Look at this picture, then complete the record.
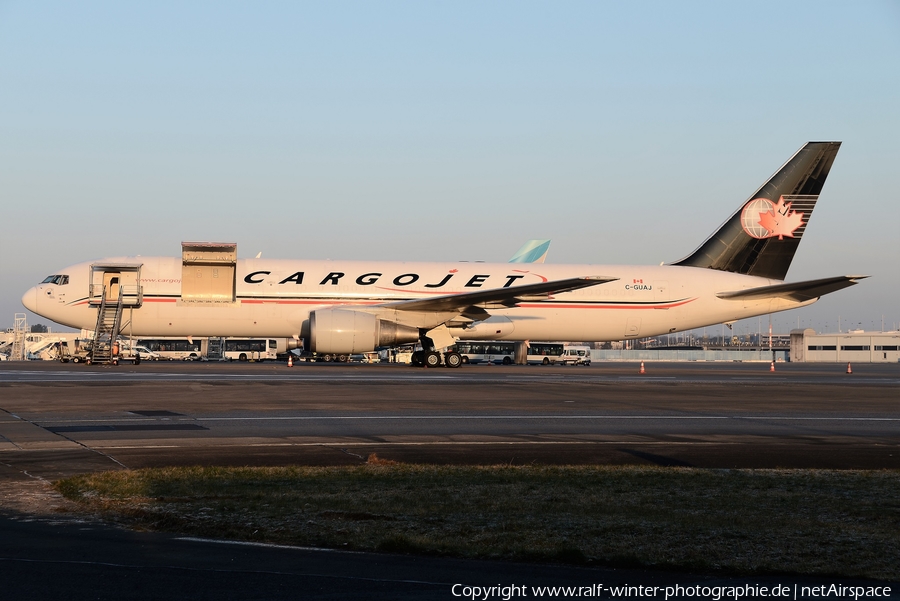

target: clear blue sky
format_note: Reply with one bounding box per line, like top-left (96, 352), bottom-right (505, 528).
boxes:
top-left (2, 1), bottom-right (898, 334)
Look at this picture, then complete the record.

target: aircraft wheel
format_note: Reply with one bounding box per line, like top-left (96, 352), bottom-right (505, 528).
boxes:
top-left (444, 351), bottom-right (462, 368)
top-left (424, 351), bottom-right (442, 368)
top-left (410, 351), bottom-right (424, 367)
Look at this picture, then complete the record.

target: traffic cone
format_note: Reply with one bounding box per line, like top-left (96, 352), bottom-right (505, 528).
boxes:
top-left (846, 362), bottom-right (852, 374)
top-left (288, 355), bottom-right (293, 367)
top-left (639, 361), bottom-right (645, 374)
top-left (770, 361), bottom-right (775, 372)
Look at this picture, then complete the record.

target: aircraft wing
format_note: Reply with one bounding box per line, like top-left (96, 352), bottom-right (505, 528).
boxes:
top-left (717, 275), bottom-right (868, 303)
top-left (383, 276), bottom-right (617, 313)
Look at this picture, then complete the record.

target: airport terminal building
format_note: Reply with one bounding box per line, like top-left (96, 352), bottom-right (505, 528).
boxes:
top-left (790, 329), bottom-right (900, 363)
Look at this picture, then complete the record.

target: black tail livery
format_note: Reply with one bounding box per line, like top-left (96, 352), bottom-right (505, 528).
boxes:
top-left (674, 141), bottom-right (841, 281)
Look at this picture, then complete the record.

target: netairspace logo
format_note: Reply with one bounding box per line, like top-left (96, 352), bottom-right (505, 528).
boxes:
top-left (450, 583), bottom-right (893, 600)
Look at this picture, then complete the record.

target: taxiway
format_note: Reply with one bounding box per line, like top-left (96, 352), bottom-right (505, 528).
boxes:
top-left (1, 361), bottom-right (898, 479)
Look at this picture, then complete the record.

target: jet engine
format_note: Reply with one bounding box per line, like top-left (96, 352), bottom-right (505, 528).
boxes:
top-left (309, 309), bottom-right (419, 354)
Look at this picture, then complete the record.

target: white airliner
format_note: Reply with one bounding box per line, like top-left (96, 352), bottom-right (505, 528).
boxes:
top-left (22, 142), bottom-right (865, 367)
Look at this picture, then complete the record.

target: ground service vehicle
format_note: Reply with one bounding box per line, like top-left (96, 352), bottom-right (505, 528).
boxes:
top-left (560, 346), bottom-right (592, 365)
top-left (136, 338), bottom-right (203, 361)
top-left (454, 341), bottom-right (515, 364)
top-left (223, 338), bottom-right (278, 361)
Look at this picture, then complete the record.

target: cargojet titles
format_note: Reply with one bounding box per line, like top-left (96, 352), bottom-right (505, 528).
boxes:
top-left (243, 269), bottom-right (533, 289)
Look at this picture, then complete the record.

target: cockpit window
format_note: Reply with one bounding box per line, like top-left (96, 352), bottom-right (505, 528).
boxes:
top-left (41, 275), bottom-right (69, 285)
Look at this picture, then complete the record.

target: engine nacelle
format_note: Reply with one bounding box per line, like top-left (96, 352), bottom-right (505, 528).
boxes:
top-left (309, 309), bottom-right (419, 354)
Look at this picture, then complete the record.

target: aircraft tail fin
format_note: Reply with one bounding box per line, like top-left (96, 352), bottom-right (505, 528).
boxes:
top-left (509, 239), bottom-right (551, 264)
top-left (672, 142), bottom-right (841, 280)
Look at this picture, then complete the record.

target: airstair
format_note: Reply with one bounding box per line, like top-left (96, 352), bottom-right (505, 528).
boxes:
top-left (10, 314), bottom-right (27, 361)
top-left (89, 287), bottom-right (124, 364)
top-left (85, 263), bottom-right (144, 364)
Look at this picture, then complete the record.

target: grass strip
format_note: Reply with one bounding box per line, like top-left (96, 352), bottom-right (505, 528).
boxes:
top-left (55, 463), bottom-right (900, 579)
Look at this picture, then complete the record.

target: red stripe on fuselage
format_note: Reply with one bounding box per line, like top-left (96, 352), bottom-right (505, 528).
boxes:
top-left (241, 299), bottom-right (384, 305)
top-left (517, 298), bottom-right (697, 310)
top-left (70, 296), bottom-right (697, 309)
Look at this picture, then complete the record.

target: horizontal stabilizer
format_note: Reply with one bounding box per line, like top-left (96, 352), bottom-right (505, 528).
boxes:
top-left (386, 276), bottom-right (617, 313)
top-left (717, 275), bottom-right (868, 303)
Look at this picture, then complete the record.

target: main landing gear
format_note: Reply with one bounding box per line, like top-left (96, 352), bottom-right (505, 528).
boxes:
top-left (410, 331), bottom-right (462, 368)
top-left (410, 349), bottom-right (462, 368)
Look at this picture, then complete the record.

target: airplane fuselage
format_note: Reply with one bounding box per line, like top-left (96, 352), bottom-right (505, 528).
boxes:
top-left (21, 142), bottom-right (861, 360)
top-left (23, 256), bottom-right (809, 342)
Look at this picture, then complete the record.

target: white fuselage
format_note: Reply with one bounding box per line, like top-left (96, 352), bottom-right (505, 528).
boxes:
top-left (22, 256), bottom-right (813, 342)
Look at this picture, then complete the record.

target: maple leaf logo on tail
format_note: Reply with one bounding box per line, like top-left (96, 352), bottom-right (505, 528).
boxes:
top-left (758, 196), bottom-right (804, 240)
top-left (740, 197), bottom-right (805, 240)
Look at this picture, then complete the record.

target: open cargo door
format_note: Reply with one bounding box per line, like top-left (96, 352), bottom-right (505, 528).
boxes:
top-left (181, 242), bottom-right (237, 303)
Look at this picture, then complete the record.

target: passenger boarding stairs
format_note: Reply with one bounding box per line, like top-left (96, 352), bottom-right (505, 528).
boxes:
top-left (90, 287), bottom-right (124, 364)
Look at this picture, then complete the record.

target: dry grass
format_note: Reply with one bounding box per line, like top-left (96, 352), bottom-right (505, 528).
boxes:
top-left (55, 465), bottom-right (900, 579)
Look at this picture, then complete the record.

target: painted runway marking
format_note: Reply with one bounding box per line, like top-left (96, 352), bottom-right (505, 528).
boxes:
top-left (32, 415), bottom-right (900, 426)
top-left (736, 416), bottom-right (900, 421)
top-left (97, 441), bottom-right (742, 450)
top-left (195, 415), bottom-right (731, 421)
top-left (5, 373), bottom-right (899, 387)
top-left (176, 537), bottom-right (340, 553)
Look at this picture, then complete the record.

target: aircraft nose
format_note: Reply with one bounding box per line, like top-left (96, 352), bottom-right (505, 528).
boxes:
top-left (22, 287), bottom-right (38, 313)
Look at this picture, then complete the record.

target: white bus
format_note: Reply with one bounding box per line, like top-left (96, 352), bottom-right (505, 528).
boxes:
top-left (453, 341), bottom-right (570, 365)
top-left (525, 342), bottom-right (565, 365)
top-left (454, 341), bottom-right (516, 365)
top-left (137, 338), bottom-right (203, 361)
top-left (224, 338), bottom-right (278, 361)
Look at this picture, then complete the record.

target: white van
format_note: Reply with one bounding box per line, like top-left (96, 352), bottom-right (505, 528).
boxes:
top-left (128, 345), bottom-right (161, 361)
top-left (560, 346), bottom-right (592, 366)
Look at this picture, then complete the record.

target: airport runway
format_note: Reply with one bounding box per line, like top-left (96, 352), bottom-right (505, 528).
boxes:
top-left (1, 361), bottom-right (898, 479)
top-left (2, 361), bottom-right (898, 599)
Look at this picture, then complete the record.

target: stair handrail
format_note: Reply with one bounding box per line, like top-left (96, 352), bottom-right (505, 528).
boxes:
top-left (90, 286), bottom-right (108, 361)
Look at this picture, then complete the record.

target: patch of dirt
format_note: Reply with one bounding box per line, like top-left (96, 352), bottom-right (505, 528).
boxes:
top-left (0, 476), bottom-right (84, 518)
